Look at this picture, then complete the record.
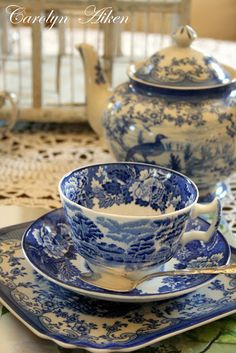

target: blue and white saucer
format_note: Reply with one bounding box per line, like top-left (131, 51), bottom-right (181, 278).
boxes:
top-left (1, 239), bottom-right (236, 352)
top-left (22, 208), bottom-right (230, 303)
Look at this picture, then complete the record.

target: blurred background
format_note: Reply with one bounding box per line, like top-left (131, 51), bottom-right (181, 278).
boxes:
top-left (0, 0), bottom-right (235, 122)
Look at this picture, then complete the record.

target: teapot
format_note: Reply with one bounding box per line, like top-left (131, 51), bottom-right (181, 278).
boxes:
top-left (78, 25), bottom-right (236, 200)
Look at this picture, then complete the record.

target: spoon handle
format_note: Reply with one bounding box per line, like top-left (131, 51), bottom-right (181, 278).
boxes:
top-left (140, 263), bottom-right (236, 284)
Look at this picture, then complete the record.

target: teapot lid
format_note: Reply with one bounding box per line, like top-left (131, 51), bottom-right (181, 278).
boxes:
top-left (129, 25), bottom-right (231, 89)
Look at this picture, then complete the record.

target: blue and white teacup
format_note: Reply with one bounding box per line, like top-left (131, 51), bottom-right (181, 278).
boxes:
top-left (59, 162), bottom-right (221, 279)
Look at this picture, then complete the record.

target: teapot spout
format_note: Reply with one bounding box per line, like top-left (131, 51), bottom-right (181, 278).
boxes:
top-left (77, 43), bottom-right (111, 138)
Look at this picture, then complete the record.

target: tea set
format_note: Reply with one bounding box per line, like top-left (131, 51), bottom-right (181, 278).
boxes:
top-left (1, 161), bottom-right (235, 351)
top-left (21, 159), bottom-right (228, 300)
top-left (1, 25), bottom-right (236, 351)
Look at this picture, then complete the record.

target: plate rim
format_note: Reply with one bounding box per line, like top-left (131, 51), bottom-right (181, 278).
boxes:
top-left (1, 280), bottom-right (236, 352)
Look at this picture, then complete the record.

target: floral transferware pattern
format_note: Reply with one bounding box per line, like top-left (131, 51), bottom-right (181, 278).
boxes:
top-left (60, 163), bottom-right (197, 212)
top-left (104, 83), bottom-right (236, 193)
top-left (1, 239), bottom-right (236, 352)
top-left (60, 163), bottom-right (200, 270)
top-left (132, 55), bottom-right (230, 88)
top-left (22, 208), bottom-right (230, 302)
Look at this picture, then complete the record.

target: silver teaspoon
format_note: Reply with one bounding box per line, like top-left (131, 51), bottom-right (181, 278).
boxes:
top-left (79, 264), bottom-right (236, 292)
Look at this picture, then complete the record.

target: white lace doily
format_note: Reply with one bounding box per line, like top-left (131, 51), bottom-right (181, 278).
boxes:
top-left (1, 121), bottom-right (236, 244)
top-left (0, 122), bottom-right (113, 208)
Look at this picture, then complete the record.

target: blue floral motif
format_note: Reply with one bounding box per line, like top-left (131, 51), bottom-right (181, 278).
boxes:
top-left (134, 54), bottom-right (230, 87)
top-left (63, 169), bottom-right (93, 209)
top-left (32, 221), bottom-right (72, 259)
top-left (23, 213), bottom-right (79, 283)
top-left (1, 241), bottom-right (236, 352)
top-left (60, 163), bottom-right (197, 213)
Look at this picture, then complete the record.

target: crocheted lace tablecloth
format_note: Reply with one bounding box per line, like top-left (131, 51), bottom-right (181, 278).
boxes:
top-left (0, 121), bottom-right (236, 243)
top-left (0, 122), bottom-right (113, 208)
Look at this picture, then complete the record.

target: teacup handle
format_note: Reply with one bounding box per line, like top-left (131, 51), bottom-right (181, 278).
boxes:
top-left (181, 198), bottom-right (221, 246)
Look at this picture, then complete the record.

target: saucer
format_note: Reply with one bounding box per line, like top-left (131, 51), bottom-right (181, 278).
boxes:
top-left (1, 239), bottom-right (236, 352)
top-left (22, 208), bottom-right (230, 302)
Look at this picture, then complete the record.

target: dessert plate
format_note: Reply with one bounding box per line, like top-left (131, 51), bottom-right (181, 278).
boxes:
top-left (22, 208), bottom-right (230, 302)
top-left (1, 239), bottom-right (236, 352)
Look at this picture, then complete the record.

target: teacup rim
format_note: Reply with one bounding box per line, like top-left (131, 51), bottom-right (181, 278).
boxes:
top-left (58, 162), bottom-right (199, 220)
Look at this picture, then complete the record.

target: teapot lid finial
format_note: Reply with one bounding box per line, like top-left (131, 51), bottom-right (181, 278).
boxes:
top-left (172, 25), bottom-right (197, 47)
